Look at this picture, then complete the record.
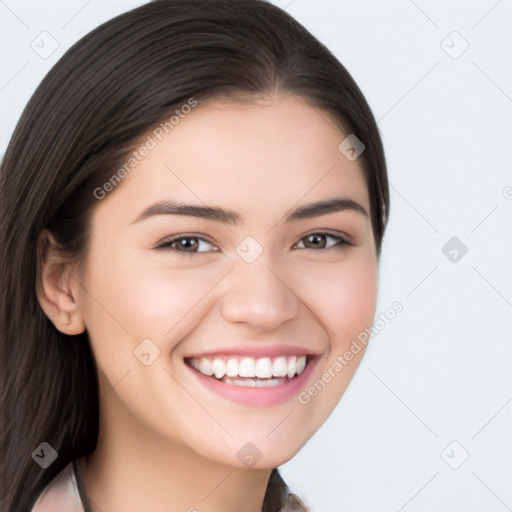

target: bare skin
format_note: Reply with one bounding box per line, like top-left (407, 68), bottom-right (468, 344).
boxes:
top-left (38, 94), bottom-right (378, 511)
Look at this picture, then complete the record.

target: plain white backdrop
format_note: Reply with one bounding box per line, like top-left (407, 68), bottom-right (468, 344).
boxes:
top-left (1, 1), bottom-right (511, 511)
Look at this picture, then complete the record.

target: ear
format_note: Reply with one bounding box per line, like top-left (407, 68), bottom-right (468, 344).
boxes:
top-left (36, 229), bottom-right (86, 335)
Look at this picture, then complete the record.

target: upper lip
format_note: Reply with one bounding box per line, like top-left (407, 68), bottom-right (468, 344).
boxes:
top-left (184, 344), bottom-right (320, 360)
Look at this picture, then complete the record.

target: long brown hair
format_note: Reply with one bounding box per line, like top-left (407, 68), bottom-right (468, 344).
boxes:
top-left (0, 0), bottom-right (389, 509)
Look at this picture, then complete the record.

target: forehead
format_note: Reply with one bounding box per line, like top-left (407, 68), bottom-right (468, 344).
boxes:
top-left (95, 95), bottom-right (370, 224)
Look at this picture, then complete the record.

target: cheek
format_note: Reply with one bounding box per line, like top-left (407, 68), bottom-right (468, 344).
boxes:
top-left (283, 254), bottom-right (378, 441)
top-left (88, 255), bottom-right (229, 343)
top-left (298, 252), bottom-right (378, 345)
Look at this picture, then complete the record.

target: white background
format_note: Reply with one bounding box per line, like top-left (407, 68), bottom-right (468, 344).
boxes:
top-left (1, 1), bottom-right (511, 511)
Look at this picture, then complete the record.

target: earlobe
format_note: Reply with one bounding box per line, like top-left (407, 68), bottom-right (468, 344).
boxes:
top-left (36, 230), bottom-right (86, 336)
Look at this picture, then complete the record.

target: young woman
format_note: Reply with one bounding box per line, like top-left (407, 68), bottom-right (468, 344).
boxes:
top-left (0, 0), bottom-right (389, 510)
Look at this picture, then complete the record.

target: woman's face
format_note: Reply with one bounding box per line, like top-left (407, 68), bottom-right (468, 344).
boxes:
top-left (75, 95), bottom-right (378, 469)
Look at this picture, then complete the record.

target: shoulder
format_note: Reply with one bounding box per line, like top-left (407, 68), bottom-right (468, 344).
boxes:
top-left (31, 460), bottom-right (85, 512)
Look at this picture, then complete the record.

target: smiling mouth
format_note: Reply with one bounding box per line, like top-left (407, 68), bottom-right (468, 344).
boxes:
top-left (184, 355), bottom-right (312, 387)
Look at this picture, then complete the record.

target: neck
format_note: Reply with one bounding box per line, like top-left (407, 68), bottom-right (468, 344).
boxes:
top-left (78, 396), bottom-right (273, 512)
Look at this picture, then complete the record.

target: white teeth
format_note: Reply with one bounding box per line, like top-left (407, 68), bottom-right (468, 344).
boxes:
top-left (287, 356), bottom-right (297, 379)
top-left (226, 377), bottom-right (281, 387)
top-left (189, 354), bottom-right (310, 380)
top-left (272, 357), bottom-right (287, 377)
top-left (255, 357), bottom-right (272, 378)
top-left (296, 355), bottom-right (307, 375)
top-left (198, 357), bottom-right (213, 376)
top-left (211, 358), bottom-right (226, 379)
top-left (239, 357), bottom-right (256, 377)
top-left (225, 358), bottom-right (239, 377)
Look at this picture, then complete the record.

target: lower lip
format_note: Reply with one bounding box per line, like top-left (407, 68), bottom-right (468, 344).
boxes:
top-left (186, 358), bottom-right (318, 406)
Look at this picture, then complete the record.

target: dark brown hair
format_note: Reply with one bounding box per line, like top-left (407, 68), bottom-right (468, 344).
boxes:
top-left (0, 0), bottom-right (389, 509)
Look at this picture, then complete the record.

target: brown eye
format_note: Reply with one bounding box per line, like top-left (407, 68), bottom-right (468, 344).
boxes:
top-left (173, 237), bottom-right (199, 252)
top-left (296, 233), bottom-right (353, 251)
top-left (156, 235), bottom-right (218, 255)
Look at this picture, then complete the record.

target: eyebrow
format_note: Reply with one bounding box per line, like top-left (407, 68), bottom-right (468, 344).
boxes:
top-left (131, 196), bottom-right (369, 226)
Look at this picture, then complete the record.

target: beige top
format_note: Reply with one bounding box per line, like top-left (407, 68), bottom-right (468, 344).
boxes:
top-left (30, 459), bottom-right (309, 512)
top-left (31, 462), bottom-right (84, 512)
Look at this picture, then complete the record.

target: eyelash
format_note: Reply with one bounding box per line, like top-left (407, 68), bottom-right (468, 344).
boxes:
top-left (155, 232), bottom-right (355, 257)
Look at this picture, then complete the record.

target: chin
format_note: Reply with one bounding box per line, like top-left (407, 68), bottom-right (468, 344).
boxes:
top-left (195, 430), bottom-right (312, 471)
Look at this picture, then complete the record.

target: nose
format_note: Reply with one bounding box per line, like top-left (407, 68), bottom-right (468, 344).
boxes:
top-left (219, 251), bottom-right (300, 332)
